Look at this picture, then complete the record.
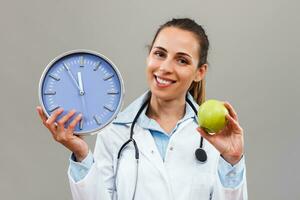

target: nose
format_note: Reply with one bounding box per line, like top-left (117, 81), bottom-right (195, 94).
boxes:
top-left (159, 58), bottom-right (173, 73)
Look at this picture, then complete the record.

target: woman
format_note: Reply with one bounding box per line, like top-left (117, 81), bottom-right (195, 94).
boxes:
top-left (37, 18), bottom-right (247, 200)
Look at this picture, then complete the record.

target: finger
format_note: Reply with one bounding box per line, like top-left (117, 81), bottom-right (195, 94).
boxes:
top-left (57, 109), bottom-right (77, 129)
top-left (36, 106), bottom-right (48, 123)
top-left (67, 113), bottom-right (82, 133)
top-left (46, 108), bottom-right (64, 130)
top-left (223, 101), bottom-right (238, 121)
top-left (225, 114), bottom-right (242, 133)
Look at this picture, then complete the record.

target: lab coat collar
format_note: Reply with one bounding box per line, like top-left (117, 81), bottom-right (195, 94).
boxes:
top-left (113, 90), bottom-right (151, 125)
top-left (112, 91), bottom-right (200, 197)
top-left (113, 90), bottom-right (199, 125)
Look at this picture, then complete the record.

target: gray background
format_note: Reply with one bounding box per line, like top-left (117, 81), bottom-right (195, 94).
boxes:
top-left (0, 0), bottom-right (299, 199)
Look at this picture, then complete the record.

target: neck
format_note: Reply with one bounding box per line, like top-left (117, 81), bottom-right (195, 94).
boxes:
top-left (146, 93), bottom-right (186, 121)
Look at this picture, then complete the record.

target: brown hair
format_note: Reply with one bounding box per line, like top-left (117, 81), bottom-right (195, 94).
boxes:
top-left (149, 18), bottom-right (209, 105)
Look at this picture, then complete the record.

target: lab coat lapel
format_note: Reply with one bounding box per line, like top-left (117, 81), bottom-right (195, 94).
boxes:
top-left (133, 125), bottom-right (174, 194)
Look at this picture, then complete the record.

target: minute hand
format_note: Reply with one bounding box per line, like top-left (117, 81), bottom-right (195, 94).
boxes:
top-left (63, 63), bottom-right (81, 93)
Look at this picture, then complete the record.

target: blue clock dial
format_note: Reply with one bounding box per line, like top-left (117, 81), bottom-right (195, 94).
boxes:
top-left (39, 50), bottom-right (124, 135)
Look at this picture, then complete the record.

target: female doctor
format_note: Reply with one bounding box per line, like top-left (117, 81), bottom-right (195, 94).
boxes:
top-left (37, 18), bottom-right (247, 200)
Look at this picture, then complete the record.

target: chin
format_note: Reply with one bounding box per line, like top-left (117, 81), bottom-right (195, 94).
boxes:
top-left (149, 87), bottom-right (180, 101)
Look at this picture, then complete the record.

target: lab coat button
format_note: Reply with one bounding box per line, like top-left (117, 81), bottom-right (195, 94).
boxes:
top-left (151, 150), bottom-right (154, 154)
top-left (169, 146), bottom-right (174, 151)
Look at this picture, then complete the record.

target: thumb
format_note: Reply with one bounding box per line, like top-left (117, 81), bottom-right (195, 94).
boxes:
top-left (196, 127), bottom-right (216, 144)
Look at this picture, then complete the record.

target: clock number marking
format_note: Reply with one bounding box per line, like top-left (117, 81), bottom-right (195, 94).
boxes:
top-left (80, 56), bottom-right (84, 67)
top-left (103, 74), bottom-right (114, 81)
top-left (104, 105), bottom-right (114, 112)
top-left (44, 91), bottom-right (56, 95)
top-left (49, 74), bottom-right (60, 81)
top-left (49, 106), bottom-right (59, 112)
top-left (93, 61), bottom-right (102, 71)
top-left (79, 119), bottom-right (84, 130)
top-left (93, 115), bottom-right (101, 125)
top-left (107, 91), bottom-right (119, 95)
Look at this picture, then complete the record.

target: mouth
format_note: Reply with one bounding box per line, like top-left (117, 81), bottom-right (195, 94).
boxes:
top-left (154, 75), bottom-right (176, 87)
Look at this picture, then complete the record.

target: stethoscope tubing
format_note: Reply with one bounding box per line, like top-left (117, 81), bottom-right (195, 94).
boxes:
top-left (113, 93), bottom-right (206, 200)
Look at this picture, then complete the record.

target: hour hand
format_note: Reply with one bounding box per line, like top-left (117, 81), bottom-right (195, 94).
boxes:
top-left (77, 72), bottom-right (85, 96)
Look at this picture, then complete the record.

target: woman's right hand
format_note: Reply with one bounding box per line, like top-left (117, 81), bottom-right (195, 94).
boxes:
top-left (36, 106), bottom-right (89, 162)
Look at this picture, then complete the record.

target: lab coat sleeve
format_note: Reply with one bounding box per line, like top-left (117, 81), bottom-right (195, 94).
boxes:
top-left (68, 128), bottom-right (116, 200)
top-left (211, 155), bottom-right (248, 200)
top-left (217, 155), bottom-right (245, 188)
top-left (69, 150), bottom-right (94, 182)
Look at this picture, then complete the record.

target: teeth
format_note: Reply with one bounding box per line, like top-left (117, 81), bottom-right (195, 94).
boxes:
top-left (156, 76), bottom-right (172, 85)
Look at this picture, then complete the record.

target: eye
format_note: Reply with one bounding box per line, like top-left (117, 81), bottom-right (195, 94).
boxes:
top-left (177, 58), bottom-right (189, 65)
top-left (153, 50), bottom-right (166, 58)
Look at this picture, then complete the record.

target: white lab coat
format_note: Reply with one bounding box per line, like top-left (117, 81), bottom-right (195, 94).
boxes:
top-left (68, 93), bottom-right (247, 200)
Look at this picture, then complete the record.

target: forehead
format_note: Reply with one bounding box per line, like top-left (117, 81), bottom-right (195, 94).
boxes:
top-left (153, 27), bottom-right (200, 58)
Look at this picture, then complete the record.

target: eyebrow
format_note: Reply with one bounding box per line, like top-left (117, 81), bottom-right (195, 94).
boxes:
top-left (154, 46), bottom-right (192, 58)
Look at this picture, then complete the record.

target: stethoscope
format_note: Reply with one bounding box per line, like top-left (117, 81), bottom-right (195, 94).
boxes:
top-left (113, 94), bottom-right (207, 199)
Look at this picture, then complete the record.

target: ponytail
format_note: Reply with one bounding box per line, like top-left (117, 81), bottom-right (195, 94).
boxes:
top-left (188, 78), bottom-right (206, 105)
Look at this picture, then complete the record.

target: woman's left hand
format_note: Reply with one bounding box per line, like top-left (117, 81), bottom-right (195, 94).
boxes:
top-left (196, 101), bottom-right (244, 165)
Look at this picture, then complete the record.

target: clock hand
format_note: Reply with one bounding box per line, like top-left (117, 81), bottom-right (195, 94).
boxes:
top-left (63, 62), bottom-right (81, 93)
top-left (77, 71), bottom-right (89, 123)
top-left (77, 72), bottom-right (85, 96)
top-left (80, 95), bottom-right (88, 118)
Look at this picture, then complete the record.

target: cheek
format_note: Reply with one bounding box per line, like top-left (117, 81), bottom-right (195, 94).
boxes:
top-left (146, 62), bottom-right (155, 81)
top-left (147, 58), bottom-right (160, 70)
top-left (146, 59), bottom-right (159, 79)
top-left (178, 70), bottom-right (196, 85)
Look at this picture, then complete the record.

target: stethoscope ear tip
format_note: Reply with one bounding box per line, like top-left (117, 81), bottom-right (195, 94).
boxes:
top-left (195, 148), bottom-right (207, 163)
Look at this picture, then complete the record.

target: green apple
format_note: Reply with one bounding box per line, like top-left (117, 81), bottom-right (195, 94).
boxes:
top-left (197, 99), bottom-right (229, 135)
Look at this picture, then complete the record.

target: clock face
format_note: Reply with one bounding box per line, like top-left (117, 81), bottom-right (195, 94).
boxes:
top-left (39, 50), bottom-right (124, 135)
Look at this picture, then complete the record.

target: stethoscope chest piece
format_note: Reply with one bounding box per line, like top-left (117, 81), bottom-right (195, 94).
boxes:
top-left (195, 148), bottom-right (207, 163)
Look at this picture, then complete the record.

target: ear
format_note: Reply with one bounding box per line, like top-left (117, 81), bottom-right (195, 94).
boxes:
top-left (194, 64), bottom-right (208, 82)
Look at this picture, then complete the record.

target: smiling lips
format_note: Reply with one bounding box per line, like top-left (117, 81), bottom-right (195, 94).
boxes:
top-left (154, 75), bottom-right (176, 88)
